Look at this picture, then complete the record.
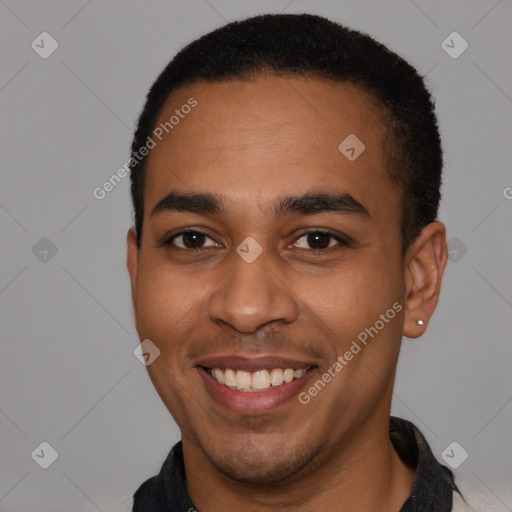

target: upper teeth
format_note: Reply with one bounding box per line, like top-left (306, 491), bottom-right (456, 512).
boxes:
top-left (209, 368), bottom-right (307, 391)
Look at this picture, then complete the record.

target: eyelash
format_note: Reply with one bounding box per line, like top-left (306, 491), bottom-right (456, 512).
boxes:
top-left (163, 229), bottom-right (350, 252)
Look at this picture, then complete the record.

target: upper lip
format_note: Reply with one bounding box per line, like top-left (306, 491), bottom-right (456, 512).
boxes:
top-left (195, 355), bottom-right (317, 372)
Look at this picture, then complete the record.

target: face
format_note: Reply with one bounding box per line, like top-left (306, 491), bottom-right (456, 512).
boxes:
top-left (128, 77), bottom-right (409, 485)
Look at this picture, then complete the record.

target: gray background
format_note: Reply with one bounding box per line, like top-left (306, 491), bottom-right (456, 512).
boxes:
top-left (1, 0), bottom-right (511, 510)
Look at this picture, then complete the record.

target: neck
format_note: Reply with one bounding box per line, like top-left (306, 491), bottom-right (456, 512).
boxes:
top-left (184, 406), bottom-right (415, 511)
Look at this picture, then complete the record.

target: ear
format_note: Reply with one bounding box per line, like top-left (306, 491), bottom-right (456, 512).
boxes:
top-left (127, 228), bottom-right (140, 332)
top-left (403, 221), bottom-right (448, 339)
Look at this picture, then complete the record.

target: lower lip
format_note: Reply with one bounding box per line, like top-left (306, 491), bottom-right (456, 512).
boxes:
top-left (198, 367), bottom-right (317, 415)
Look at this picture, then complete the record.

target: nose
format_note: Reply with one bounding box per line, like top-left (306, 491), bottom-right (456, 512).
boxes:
top-left (208, 250), bottom-right (299, 334)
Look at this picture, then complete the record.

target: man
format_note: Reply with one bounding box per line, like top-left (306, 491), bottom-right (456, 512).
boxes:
top-left (126, 13), bottom-right (469, 511)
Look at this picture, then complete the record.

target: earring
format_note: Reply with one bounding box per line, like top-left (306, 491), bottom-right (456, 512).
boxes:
top-left (416, 320), bottom-right (424, 326)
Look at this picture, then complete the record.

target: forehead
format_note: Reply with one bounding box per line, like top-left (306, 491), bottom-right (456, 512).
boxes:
top-left (144, 76), bottom-right (399, 222)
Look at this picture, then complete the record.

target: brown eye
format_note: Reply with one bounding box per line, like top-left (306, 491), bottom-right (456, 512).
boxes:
top-left (168, 231), bottom-right (217, 249)
top-left (306, 232), bottom-right (331, 249)
top-left (182, 232), bottom-right (206, 248)
top-left (294, 231), bottom-right (345, 250)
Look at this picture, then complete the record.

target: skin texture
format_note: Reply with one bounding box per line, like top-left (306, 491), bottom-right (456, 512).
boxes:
top-left (127, 76), bottom-right (448, 511)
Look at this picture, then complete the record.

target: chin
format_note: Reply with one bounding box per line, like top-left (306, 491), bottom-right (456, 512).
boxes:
top-left (201, 437), bottom-right (323, 487)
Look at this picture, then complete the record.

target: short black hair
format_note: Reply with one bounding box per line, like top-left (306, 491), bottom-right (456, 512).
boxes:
top-left (130, 13), bottom-right (442, 252)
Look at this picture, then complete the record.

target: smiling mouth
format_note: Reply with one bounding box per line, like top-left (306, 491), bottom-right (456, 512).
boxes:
top-left (202, 366), bottom-right (315, 392)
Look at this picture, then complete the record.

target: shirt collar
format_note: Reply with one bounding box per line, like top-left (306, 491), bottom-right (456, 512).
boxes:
top-left (390, 416), bottom-right (457, 511)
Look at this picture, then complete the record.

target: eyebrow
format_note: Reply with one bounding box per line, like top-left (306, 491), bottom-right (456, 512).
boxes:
top-left (150, 191), bottom-right (369, 219)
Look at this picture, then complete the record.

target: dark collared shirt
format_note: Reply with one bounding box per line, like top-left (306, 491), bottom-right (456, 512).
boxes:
top-left (133, 416), bottom-right (460, 511)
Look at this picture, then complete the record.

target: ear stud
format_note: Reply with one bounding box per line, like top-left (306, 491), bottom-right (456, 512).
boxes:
top-left (416, 320), bottom-right (424, 326)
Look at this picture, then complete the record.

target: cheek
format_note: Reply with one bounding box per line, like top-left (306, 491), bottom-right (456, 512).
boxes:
top-left (292, 257), bottom-right (405, 386)
top-left (134, 263), bottom-right (204, 423)
top-left (298, 256), bottom-right (401, 331)
top-left (134, 261), bottom-right (201, 341)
